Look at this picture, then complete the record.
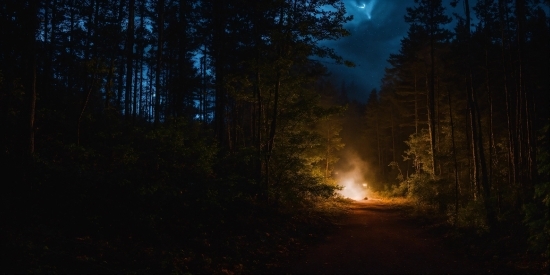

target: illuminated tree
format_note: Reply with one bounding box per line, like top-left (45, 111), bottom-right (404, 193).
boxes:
top-left (404, 0), bottom-right (452, 177)
top-left (196, 0), bottom-right (352, 202)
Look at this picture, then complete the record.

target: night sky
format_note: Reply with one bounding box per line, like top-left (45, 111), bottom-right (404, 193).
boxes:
top-left (324, 0), bottom-right (461, 102)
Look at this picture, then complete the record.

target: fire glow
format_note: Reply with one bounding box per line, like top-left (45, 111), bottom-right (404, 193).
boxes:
top-left (339, 179), bottom-right (368, 200)
top-left (335, 152), bottom-right (370, 200)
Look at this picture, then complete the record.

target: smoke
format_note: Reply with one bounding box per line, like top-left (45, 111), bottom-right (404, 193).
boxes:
top-left (335, 151), bottom-right (370, 200)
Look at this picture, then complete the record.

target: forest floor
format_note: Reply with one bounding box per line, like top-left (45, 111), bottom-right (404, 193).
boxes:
top-left (3, 195), bottom-right (546, 273)
top-left (272, 199), bottom-right (536, 274)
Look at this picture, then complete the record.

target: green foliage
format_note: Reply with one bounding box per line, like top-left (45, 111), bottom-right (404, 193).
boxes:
top-left (378, 181), bottom-right (409, 198)
top-left (524, 122), bottom-right (550, 258)
top-left (349, 0), bottom-right (550, 269)
top-left (406, 174), bottom-right (450, 209)
top-left (3, 89), bottom-right (349, 272)
top-left (0, 0), bottom-right (355, 273)
top-left (270, 107), bottom-right (343, 208)
top-left (404, 129), bottom-right (433, 175)
top-left (388, 161), bottom-right (405, 182)
top-left (456, 200), bottom-right (488, 232)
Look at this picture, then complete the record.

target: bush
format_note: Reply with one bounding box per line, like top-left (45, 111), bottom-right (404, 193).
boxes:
top-left (455, 200), bottom-right (489, 232)
top-left (524, 122), bottom-right (550, 259)
top-left (406, 174), bottom-right (453, 211)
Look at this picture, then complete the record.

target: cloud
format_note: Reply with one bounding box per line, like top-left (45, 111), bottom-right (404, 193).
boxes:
top-left (322, 0), bottom-right (466, 102)
top-left (346, 0), bottom-right (395, 23)
top-left (320, 0), bottom-right (410, 102)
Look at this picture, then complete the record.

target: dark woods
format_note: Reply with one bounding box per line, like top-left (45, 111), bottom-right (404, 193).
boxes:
top-left (1, 0), bottom-right (352, 272)
top-left (362, 0), bottom-right (550, 264)
top-left (1, 0), bottom-right (549, 273)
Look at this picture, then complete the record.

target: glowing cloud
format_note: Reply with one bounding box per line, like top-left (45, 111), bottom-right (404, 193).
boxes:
top-left (335, 152), bottom-right (370, 200)
top-left (339, 179), bottom-right (368, 200)
top-left (354, 0), bottom-right (377, 20)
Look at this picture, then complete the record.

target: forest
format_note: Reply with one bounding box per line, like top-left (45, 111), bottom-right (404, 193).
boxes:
top-left (0, 0), bottom-right (549, 273)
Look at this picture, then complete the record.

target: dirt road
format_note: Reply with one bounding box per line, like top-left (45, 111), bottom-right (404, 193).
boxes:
top-left (281, 199), bottom-right (499, 274)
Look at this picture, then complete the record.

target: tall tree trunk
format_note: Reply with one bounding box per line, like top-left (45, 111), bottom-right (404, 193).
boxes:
top-left (154, 0), bottom-right (164, 124)
top-left (125, 0), bottom-right (135, 118)
top-left (253, 20), bottom-right (264, 199)
top-left (201, 47), bottom-right (208, 123)
top-left (515, 0), bottom-right (534, 204)
top-left (465, 0), bottom-right (480, 202)
top-left (176, 0), bottom-right (189, 119)
top-left (84, 0), bottom-right (95, 61)
top-left (326, 123), bottom-right (330, 178)
top-left (138, 55), bottom-right (143, 117)
top-left (21, 0), bottom-right (40, 193)
top-left (467, 86), bottom-right (480, 200)
top-left (391, 106), bottom-right (396, 162)
top-left (26, 0), bottom-right (39, 157)
top-left (266, 73), bottom-right (281, 204)
top-left (465, 0), bottom-right (494, 227)
top-left (68, 0), bottom-right (75, 98)
top-left (255, 60), bottom-right (264, 200)
top-left (428, 6), bottom-right (437, 177)
top-left (414, 73), bottom-right (420, 173)
top-left (213, 0), bottom-right (227, 145)
top-left (29, 59), bottom-right (36, 156)
top-left (133, 50), bottom-right (138, 120)
top-left (414, 73), bottom-right (419, 135)
top-left (486, 48), bottom-right (501, 213)
top-left (78, 69), bottom-right (97, 146)
top-left (105, 58), bottom-right (115, 109)
top-left (148, 60), bottom-right (155, 121)
top-left (499, 0), bottom-right (518, 205)
top-left (376, 112), bottom-right (381, 180)
top-left (137, 0), bottom-right (144, 117)
top-left (464, 98), bottom-right (474, 199)
top-left (448, 83), bottom-right (460, 225)
top-left (44, 0), bottom-right (55, 99)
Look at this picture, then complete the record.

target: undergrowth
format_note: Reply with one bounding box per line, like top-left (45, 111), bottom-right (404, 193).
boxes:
top-left (371, 183), bottom-right (548, 273)
top-left (0, 118), bottom-right (352, 274)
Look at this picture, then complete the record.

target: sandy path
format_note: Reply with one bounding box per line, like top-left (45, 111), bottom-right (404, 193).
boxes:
top-left (281, 200), bottom-right (492, 274)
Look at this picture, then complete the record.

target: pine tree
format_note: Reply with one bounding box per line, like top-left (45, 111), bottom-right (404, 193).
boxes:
top-left (404, 0), bottom-right (452, 177)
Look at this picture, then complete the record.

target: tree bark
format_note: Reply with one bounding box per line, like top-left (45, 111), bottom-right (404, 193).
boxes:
top-left (414, 73), bottom-right (418, 135)
top-left (326, 124), bottom-right (331, 178)
top-left (26, 0), bottom-right (39, 157)
top-left (376, 110), bottom-right (381, 180)
top-left (78, 69), bottom-right (97, 146)
top-left (448, 82), bottom-right (459, 225)
top-left (29, 61), bottom-right (36, 156)
top-left (213, 0), bottom-right (227, 145)
top-left (125, 0), bottom-right (135, 118)
top-left (105, 59), bottom-right (114, 109)
top-left (266, 73), bottom-right (281, 203)
top-left (154, 0), bottom-right (164, 124)
top-left (465, 0), bottom-right (494, 227)
top-left (428, 4), bottom-right (437, 177)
